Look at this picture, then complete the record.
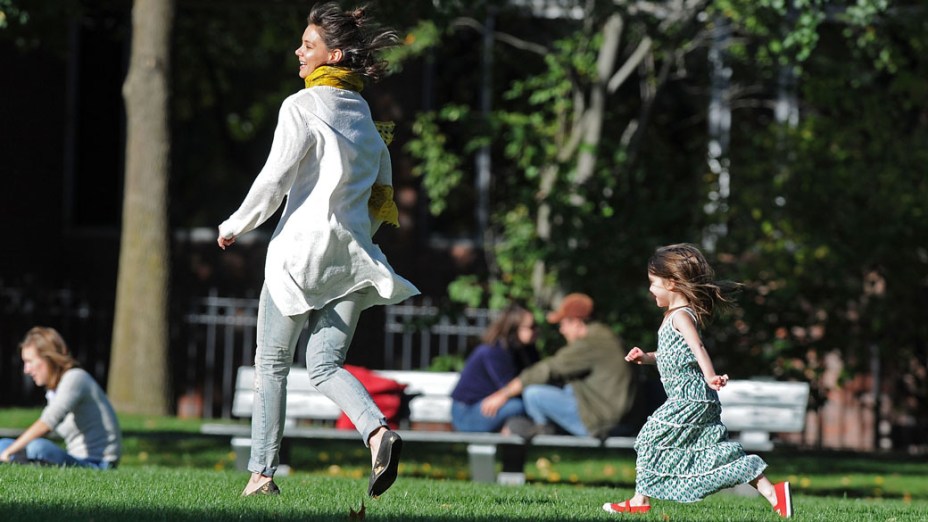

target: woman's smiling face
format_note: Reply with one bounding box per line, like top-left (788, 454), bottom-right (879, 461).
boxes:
top-left (295, 24), bottom-right (341, 79)
top-left (21, 345), bottom-right (50, 388)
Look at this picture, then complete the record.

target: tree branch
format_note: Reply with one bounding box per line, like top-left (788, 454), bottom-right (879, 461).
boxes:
top-left (607, 35), bottom-right (653, 93)
top-left (451, 17), bottom-right (549, 56)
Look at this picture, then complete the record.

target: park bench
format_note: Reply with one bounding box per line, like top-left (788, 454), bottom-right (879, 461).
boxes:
top-left (200, 365), bottom-right (810, 485)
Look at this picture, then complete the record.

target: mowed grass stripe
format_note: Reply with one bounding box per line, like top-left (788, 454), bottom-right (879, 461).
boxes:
top-left (1, 464), bottom-right (927, 522)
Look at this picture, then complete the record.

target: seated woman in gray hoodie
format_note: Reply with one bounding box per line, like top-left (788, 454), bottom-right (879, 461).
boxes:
top-left (0, 326), bottom-right (121, 469)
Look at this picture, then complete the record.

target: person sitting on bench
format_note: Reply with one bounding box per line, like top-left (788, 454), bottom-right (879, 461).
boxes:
top-left (481, 293), bottom-right (637, 438)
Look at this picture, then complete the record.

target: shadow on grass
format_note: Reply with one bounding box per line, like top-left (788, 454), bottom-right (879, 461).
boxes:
top-left (0, 503), bottom-right (613, 522)
top-left (764, 449), bottom-right (928, 476)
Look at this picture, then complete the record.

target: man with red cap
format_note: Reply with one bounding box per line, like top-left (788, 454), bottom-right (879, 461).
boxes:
top-left (480, 293), bottom-right (638, 438)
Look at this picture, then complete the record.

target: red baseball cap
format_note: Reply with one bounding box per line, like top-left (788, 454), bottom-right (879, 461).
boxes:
top-left (546, 293), bottom-right (594, 324)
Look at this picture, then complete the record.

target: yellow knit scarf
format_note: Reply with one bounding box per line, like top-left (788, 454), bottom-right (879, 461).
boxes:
top-left (304, 65), bottom-right (365, 92)
top-left (305, 66), bottom-right (399, 227)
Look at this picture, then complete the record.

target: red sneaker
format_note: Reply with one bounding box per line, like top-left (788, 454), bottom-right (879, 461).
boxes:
top-left (602, 500), bottom-right (651, 514)
top-left (773, 481), bottom-right (793, 518)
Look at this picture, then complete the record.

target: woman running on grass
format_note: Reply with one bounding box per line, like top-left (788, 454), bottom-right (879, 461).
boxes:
top-left (217, 1), bottom-right (418, 498)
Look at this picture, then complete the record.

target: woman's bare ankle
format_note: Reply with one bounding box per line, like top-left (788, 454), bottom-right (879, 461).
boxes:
top-left (368, 426), bottom-right (388, 465)
top-left (242, 473), bottom-right (273, 495)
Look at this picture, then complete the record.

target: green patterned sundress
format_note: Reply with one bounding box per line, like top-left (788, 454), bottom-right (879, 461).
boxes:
top-left (633, 308), bottom-right (767, 502)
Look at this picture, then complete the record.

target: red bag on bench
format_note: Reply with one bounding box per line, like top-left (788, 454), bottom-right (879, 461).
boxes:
top-left (335, 365), bottom-right (408, 430)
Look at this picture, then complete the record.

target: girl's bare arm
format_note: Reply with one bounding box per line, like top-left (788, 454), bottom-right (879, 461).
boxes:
top-left (674, 313), bottom-right (729, 390)
top-left (625, 346), bottom-right (657, 365)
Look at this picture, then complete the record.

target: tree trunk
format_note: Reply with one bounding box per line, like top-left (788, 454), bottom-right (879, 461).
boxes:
top-left (108, 0), bottom-right (174, 415)
top-left (532, 13), bottom-right (625, 302)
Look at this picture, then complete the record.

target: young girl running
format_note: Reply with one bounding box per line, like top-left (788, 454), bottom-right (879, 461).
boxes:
top-left (603, 243), bottom-right (793, 518)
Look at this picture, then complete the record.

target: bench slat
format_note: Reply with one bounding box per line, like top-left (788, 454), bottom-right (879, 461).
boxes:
top-left (214, 366), bottom-right (809, 484)
top-left (215, 365), bottom-right (810, 484)
top-left (231, 366), bottom-right (810, 436)
top-left (717, 380), bottom-right (810, 433)
top-left (202, 423), bottom-right (521, 446)
top-left (231, 366), bottom-right (461, 423)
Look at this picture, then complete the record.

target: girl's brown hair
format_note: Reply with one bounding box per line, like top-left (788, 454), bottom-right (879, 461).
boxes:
top-left (308, 2), bottom-right (399, 82)
top-left (482, 303), bottom-right (532, 349)
top-left (20, 326), bottom-right (78, 390)
top-left (648, 243), bottom-right (740, 325)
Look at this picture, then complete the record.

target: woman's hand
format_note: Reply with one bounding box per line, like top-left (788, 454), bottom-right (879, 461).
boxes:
top-left (480, 391), bottom-right (508, 418)
top-left (217, 232), bottom-right (236, 250)
top-left (707, 373), bottom-right (729, 391)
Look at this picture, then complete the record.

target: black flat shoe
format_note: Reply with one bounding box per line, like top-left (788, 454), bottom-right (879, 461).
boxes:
top-left (242, 480), bottom-right (280, 496)
top-left (368, 430), bottom-right (402, 498)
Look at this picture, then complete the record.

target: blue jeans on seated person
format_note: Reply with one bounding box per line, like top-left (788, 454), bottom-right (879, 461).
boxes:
top-left (523, 384), bottom-right (588, 436)
top-left (249, 284), bottom-right (388, 478)
top-left (0, 437), bottom-right (114, 469)
top-left (451, 398), bottom-right (526, 432)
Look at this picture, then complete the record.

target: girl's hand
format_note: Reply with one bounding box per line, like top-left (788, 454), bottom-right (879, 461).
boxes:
top-left (707, 373), bottom-right (729, 391)
top-left (625, 347), bottom-right (648, 364)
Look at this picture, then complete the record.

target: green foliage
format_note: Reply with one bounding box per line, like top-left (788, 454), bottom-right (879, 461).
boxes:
top-left (406, 7), bottom-right (706, 337)
top-left (406, 106), bottom-right (470, 215)
top-left (713, 4), bottom-right (928, 416)
top-left (0, 0), bottom-right (24, 30)
top-left (838, 0), bottom-right (898, 72)
top-left (714, 0), bottom-right (827, 65)
top-left (383, 19), bottom-right (441, 73)
top-left (171, 3), bottom-right (381, 226)
top-left (428, 354), bottom-right (465, 372)
top-left (447, 275), bottom-right (484, 308)
top-left (0, 0), bottom-right (83, 48)
top-left (404, 2), bottom-right (928, 440)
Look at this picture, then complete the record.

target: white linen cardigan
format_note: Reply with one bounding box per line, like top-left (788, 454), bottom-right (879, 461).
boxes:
top-left (218, 86), bottom-right (419, 316)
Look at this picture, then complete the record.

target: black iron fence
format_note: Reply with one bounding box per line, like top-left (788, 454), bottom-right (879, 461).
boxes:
top-left (0, 281), bottom-right (115, 407)
top-left (2, 283), bottom-right (926, 451)
top-left (0, 284), bottom-right (489, 419)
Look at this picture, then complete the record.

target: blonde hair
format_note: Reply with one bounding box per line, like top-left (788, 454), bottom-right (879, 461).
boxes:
top-left (19, 326), bottom-right (78, 390)
top-left (648, 243), bottom-right (740, 325)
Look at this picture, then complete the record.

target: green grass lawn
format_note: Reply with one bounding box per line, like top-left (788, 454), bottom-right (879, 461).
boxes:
top-left (2, 408), bottom-right (927, 521)
top-left (1, 465), bottom-right (925, 522)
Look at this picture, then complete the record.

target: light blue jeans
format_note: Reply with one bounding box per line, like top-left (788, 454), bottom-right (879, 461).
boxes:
top-left (523, 384), bottom-right (589, 436)
top-left (249, 284), bottom-right (387, 477)
top-left (451, 398), bottom-right (526, 432)
top-left (0, 438), bottom-right (115, 469)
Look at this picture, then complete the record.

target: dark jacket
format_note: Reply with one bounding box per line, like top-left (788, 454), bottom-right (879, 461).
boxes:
top-left (518, 322), bottom-right (635, 438)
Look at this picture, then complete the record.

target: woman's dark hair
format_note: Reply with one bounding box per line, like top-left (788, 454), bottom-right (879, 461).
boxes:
top-left (308, 2), bottom-right (399, 82)
top-left (20, 326), bottom-right (78, 390)
top-left (482, 303), bottom-right (531, 349)
top-left (647, 243), bottom-right (741, 325)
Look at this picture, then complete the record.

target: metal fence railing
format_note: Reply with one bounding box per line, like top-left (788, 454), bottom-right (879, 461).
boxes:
top-left (1, 284), bottom-right (491, 419)
top-left (2, 283), bottom-right (924, 451)
top-left (181, 290), bottom-right (261, 419)
top-left (383, 299), bottom-right (494, 370)
top-left (181, 294), bottom-right (492, 417)
top-left (0, 281), bottom-right (115, 407)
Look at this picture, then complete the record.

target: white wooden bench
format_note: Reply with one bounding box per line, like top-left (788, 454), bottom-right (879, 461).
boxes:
top-left (201, 366), bottom-right (810, 484)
